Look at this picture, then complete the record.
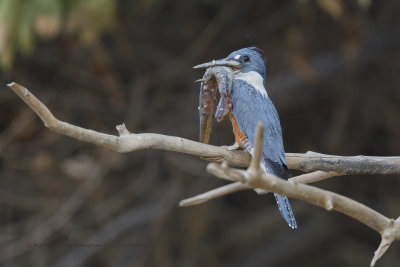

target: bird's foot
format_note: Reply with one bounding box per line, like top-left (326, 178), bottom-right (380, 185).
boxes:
top-left (254, 188), bottom-right (269, 194)
top-left (222, 143), bottom-right (240, 157)
top-left (223, 143), bottom-right (240, 151)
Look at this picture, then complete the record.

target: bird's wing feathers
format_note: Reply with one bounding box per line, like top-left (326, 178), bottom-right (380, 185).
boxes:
top-left (231, 79), bottom-right (297, 229)
top-left (230, 79), bottom-right (290, 179)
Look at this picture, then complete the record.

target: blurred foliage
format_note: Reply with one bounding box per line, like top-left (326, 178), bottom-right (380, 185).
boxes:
top-left (0, 0), bottom-right (116, 70)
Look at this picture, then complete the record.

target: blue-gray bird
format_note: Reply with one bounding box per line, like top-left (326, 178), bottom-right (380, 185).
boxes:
top-left (194, 47), bottom-right (297, 229)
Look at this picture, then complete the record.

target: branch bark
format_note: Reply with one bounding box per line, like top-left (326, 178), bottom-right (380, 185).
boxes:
top-left (287, 152), bottom-right (400, 174)
top-left (7, 82), bottom-right (400, 174)
top-left (200, 123), bottom-right (400, 267)
top-left (179, 170), bottom-right (340, 207)
top-left (6, 82), bottom-right (400, 266)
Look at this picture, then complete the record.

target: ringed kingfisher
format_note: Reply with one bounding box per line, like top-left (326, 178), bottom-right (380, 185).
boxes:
top-left (194, 47), bottom-right (297, 229)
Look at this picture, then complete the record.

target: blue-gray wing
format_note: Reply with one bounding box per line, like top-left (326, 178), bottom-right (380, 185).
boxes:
top-left (231, 79), bottom-right (297, 229)
top-left (230, 79), bottom-right (290, 179)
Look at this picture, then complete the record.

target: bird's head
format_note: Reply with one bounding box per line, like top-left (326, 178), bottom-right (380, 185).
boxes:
top-left (193, 47), bottom-right (266, 80)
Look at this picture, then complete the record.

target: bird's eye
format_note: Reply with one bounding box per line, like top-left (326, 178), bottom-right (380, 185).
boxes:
top-left (243, 55), bottom-right (250, 63)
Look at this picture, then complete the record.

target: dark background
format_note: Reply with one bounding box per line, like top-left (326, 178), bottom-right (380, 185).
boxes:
top-left (1, 0), bottom-right (400, 266)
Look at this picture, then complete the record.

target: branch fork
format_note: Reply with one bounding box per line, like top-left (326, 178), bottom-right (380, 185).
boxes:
top-left (7, 82), bottom-right (400, 266)
top-left (181, 122), bottom-right (400, 266)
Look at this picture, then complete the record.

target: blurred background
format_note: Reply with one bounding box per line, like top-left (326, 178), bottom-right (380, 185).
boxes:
top-left (1, 0), bottom-right (400, 266)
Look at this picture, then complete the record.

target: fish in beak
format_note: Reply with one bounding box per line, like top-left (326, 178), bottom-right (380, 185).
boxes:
top-left (197, 66), bottom-right (234, 144)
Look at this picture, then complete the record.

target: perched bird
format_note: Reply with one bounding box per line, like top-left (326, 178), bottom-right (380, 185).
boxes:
top-left (194, 47), bottom-right (297, 229)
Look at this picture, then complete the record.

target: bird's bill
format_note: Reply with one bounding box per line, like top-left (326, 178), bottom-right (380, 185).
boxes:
top-left (193, 59), bottom-right (240, 69)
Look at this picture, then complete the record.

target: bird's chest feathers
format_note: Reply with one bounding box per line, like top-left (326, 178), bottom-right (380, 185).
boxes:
top-left (235, 71), bottom-right (268, 97)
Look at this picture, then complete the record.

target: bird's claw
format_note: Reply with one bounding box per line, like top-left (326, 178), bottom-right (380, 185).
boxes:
top-left (223, 143), bottom-right (240, 151)
top-left (222, 143), bottom-right (240, 156)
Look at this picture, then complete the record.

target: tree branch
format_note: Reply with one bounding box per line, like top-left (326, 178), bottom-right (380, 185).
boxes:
top-left (179, 182), bottom-right (246, 207)
top-left (7, 82), bottom-right (400, 174)
top-left (287, 170), bottom-right (340, 184)
top-left (7, 82), bottom-right (250, 166)
top-left (179, 170), bottom-right (340, 207)
top-left (6, 82), bottom-right (400, 266)
top-left (287, 152), bottom-right (400, 174)
top-left (201, 124), bottom-right (400, 267)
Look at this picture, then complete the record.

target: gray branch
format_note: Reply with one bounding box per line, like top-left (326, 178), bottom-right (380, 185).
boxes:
top-left (6, 82), bottom-right (400, 266)
top-left (7, 82), bottom-right (400, 175)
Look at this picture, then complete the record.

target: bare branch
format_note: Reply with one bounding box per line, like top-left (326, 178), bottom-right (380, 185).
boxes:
top-left (6, 82), bottom-right (400, 265)
top-left (207, 157), bottom-right (400, 266)
top-left (7, 82), bottom-right (400, 175)
top-left (179, 182), bottom-right (246, 207)
top-left (207, 161), bottom-right (247, 183)
top-left (370, 216), bottom-right (400, 266)
top-left (7, 82), bottom-right (250, 166)
top-left (180, 170), bottom-right (340, 207)
top-left (210, 162), bottom-right (389, 232)
top-left (287, 152), bottom-right (400, 174)
top-left (181, 125), bottom-right (343, 209)
top-left (288, 171), bottom-right (341, 184)
top-left (248, 121), bottom-right (264, 172)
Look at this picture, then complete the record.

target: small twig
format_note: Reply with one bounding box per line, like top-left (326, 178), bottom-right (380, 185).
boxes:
top-left (179, 182), bottom-right (246, 207)
top-left (370, 216), bottom-right (400, 266)
top-left (116, 123), bottom-right (130, 136)
top-left (288, 171), bottom-right (341, 184)
top-left (248, 122), bottom-right (264, 172)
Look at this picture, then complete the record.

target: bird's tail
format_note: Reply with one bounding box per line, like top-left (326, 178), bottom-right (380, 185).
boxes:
top-left (274, 193), bottom-right (297, 229)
